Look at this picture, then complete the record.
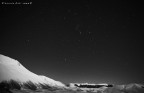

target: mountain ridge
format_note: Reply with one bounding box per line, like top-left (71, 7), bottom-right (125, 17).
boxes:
top-left (1, 54), bottom-right (144, 93)
top-left (0, 54), bottom-right (65, 88)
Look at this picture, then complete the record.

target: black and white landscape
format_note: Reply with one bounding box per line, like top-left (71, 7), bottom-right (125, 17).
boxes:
top-left (0, 54), bottom-right (144, 93)
top-left (1, 1), bottom-right (144, 93)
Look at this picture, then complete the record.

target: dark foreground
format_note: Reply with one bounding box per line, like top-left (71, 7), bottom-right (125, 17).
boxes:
top-left (6, 87), bottom-right (144, 93)
top-left (1, 83), bottom-right (144, 93)
top-left (10, 88), bottom-right (144, 93)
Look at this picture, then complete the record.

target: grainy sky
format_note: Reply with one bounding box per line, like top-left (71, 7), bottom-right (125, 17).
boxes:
top-left (1, 1), bottom-right (144, 84)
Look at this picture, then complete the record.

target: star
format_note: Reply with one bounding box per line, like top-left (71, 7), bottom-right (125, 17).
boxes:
top-left (26, 39), bottom-right (30, 43)
top-left (74, 12), bottom-right (78, 15)
top-left (78, 40), bottom-right (81, 42)
top-left (64, 16), bottom-right (66, 20)
top-left (64, 58), bottom-right (67, 62)
top-left (88, 32), bottom-right (91, 34)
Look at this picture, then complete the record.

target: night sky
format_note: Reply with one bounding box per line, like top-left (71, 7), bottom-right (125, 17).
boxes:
top-left (1, 1), bottom-right (144, 85)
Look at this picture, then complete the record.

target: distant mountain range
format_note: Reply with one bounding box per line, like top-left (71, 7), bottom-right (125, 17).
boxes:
top-left (68, 83), bottom-right (144, 93)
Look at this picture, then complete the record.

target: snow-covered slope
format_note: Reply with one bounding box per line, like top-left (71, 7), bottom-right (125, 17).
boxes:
top-left (0, 54), bottom-right (65, 87)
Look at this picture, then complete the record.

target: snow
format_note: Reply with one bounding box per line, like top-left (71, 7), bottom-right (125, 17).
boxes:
top-left (0, 54), bottom-right (65, 87)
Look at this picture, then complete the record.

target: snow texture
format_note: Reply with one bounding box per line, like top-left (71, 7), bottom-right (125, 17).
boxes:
top-left (0, 54), bottom-right (65, 87)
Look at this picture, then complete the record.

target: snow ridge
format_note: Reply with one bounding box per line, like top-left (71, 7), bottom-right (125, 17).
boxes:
top-left (0, 54), bottom-right (65, 88)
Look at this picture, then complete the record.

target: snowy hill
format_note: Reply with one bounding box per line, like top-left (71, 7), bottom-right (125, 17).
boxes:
top-left (0, 54), bottom-right (65, 89)
top-left (1, 54), bottom-right (144, 93)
